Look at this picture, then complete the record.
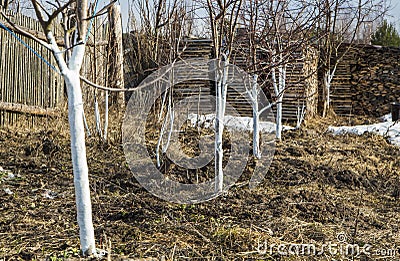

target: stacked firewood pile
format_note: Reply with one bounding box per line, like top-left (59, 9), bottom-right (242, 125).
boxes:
top-left (332, 45), bottom-right (400, 117)
top-left (351, 45), bottom-right (400, 117)
top-left (175, 39), bottom-right (320, 122)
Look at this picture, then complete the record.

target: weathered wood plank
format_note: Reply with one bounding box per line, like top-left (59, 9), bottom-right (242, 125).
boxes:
top-left (0, 101), bottom-right (60, 116)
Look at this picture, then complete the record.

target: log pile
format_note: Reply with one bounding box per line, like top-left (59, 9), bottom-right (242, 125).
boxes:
top-left (351, 45), bottom-right (400, 117)
top-left (302, 46), bottom-right (319, 120)
top-left (174, 38), bottom-right (319, 122)
top-left (330, 44), bottom-right (400, 117)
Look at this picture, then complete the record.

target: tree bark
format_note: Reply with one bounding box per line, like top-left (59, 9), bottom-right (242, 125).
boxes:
top-left (322, 67), bottom-right (336, 117)
top-left (28, 0), bottom-right (96, 253)
top-left (49, 31), bottom-right (96, 256)
top-left (64, 69), bottom-right (96, 256)
top-left (276, 96), bottom-right (283, 140)
top-left (215, 56), bottom-right (229, 193)
top-left (252, 75), bottom-right (261, 159)
top-left (66, 36), bottom-right (96, 253)
top-left (107, 4), bottom-right (125, 108)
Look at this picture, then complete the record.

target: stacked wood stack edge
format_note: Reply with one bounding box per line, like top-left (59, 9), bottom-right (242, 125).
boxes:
top-left (176, 38), bottom-right (319, 122)
top-left (172, 40), bottom-right (400, 121)
top-left (1, 7), bottom-right (399, 125)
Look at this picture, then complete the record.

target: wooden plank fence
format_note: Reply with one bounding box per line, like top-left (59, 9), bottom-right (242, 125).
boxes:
top-left (80, 18), bottom-right (110, 107)
top-left (0, 7), bottom-right (64, 126)
top-left (0, 7), bottom-right (111, 126)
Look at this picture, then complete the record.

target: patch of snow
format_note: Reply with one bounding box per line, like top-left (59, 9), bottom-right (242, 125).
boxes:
top-left (187, 113), bottom-right (294, 133)
top-left (381, 113), bottom-right (392, 122)
top-left (42, 190), bottom-right (57, 199)
top-left (5, 173), bottom-right (15, 180)
top-left (0, 167), bottom-right (15, 181)
top-left (4, 188), bottom-right (13, 195)
top-left (328, 118), bottom-right (400, 147)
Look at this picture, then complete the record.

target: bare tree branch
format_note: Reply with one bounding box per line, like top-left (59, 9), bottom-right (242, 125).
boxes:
top-left (0, 10), bottom-right (52, 48)
top-left (76, 0), bottom-right (88, 41)
top-left (48, 0), bottom-right (75, 26)
top-left (85, 0), bottom-right (116, 20)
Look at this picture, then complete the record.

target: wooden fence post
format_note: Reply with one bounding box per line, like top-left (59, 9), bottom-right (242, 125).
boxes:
top-left (107, 4), bottom-right (125, 109)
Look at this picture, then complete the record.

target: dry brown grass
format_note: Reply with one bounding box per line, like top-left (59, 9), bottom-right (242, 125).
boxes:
top-left (0, 112), bottom-right (399, 260)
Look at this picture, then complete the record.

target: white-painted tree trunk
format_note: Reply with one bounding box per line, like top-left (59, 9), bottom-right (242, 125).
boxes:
top-left (47, 31), bottom-right (96, 255)
top-left (104, 91), bottom-right (109, 141)
top-left (94, 95), bottom-right (102, 137)
top-left (323, 66), bottom-right (337, 117)
top-left (215, 55), bottom-right (229, 193)
top-left (82, 111), bottom-right (91, 137)
top-left (156, 113), bottom-right (168, 168)
top-left (163, 96), bottom-right (174, 154)
top-left (215, 76), bottom-right (224, 192)
top-left (158, 88), bottom-right (168, 122)
top-left (276, 96), bottom-right (283, 140)
top-left (324, 71), bottom-right (330, 110)
top-left (67, 43), bottom-right (96, 255)
top-left (156, 92), bottom-right (174, 167)
top-left (251, 74), bottom-right (261, 159)
top-left (271, 55), bottom-right (286, 141)
top-left (65, 71), bottom-right (96, 256)
top-left (296, 102), bottom-right (306, 129)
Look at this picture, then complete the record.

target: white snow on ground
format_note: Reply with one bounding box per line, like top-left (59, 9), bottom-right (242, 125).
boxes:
top-left (328, 114), bottom-right (400, 147)
top-left (187, 113), bottom-right (294, 133)
top-left (0, 167), bottom-right (15, 181)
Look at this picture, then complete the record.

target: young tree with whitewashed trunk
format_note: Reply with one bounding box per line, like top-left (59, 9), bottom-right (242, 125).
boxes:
top-left (214, 54), bottom-right (229, 191)
top-left (205, 0), bottom-right (243, 192)
top-left (319, 0), bottom-right (342, 117)
top-left (250, 75), bottom-right (261, 158)
top-left (1, 0), bottom-right (123, 253)
top-left (239, 0), bottom-right (322, 141)
top-left (271, 53), bottom-right (286, 140)
top-left (240, 0), bottom-right (274, 156)
top-left (247, 73), bottom-right (277, 158)
top-left (27, 0), bottom-right (99, 255)
top-left (245, 0), bottom-right (289, 141)
top-left (318, 0), bottom-right (386, 117)
top-left (130, 0), bottom-right (189, 168)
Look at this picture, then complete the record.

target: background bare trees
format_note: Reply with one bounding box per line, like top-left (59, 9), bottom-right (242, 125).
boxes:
top-left (237, 0), bottom-right (321, 140)
top-left (317, 0), bottom-right (387, 116)
top-left (201, 0), bottom-right (245, 192)
top-left (124, 0), bottom-right (192, 75)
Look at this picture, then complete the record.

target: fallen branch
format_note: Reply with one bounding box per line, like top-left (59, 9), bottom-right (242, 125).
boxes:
top-left (0, 101), bottom-right (60, 116)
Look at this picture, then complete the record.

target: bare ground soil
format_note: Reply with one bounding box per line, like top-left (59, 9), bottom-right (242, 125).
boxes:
top-left (0, 115), bottom-right (400, 260)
